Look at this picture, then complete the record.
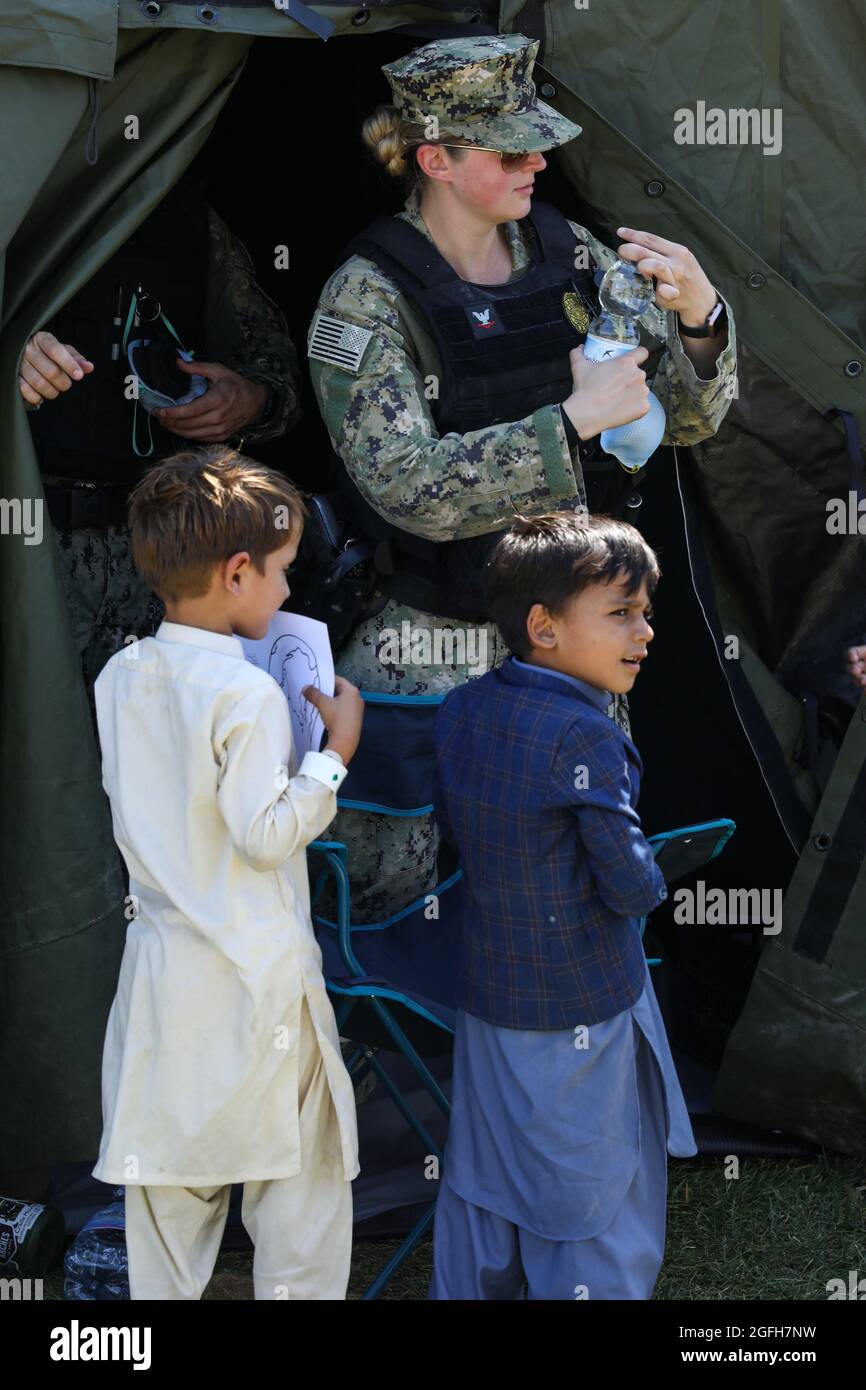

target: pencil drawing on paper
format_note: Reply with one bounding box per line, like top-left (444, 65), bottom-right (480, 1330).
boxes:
top-left (268, 633), bottom-right (322, 750)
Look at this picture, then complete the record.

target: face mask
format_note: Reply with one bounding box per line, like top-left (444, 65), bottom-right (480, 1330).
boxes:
top-left (123, 286), bottom-right (207, 456)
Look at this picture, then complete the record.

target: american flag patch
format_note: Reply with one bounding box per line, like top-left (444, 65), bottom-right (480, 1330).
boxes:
top-left (308, 310), bottom-right (374, 372)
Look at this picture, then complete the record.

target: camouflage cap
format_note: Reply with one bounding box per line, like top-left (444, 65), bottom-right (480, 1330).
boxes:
top-left (382, 33), bottom-right (582, 153)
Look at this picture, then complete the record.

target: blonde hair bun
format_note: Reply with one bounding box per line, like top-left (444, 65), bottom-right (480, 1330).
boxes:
top-left (361, 105), bottom-right (411, 178)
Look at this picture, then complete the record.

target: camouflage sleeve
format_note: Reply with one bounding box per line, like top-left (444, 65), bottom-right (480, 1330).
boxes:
top-left (570, 221), bottom-right (737, 447)
top-left (307, 256), bottom-right (584, 543)
top-left (204, 206), bottom-right (301, 444)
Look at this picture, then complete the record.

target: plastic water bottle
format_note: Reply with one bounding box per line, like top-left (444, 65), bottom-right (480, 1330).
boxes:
top-left (582, 259), bottom-right (667, 472)
top-left (0, 1195), bottom-right (66, 1277)
top-left (63, 1189), bottom-right (129, 1300)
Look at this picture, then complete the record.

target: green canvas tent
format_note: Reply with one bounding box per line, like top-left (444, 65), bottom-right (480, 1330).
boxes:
top-left (1, 1), bottom-right (864, 1169)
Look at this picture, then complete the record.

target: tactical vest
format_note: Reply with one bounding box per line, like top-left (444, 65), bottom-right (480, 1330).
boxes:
top-left (30, 190), bottom-right (210, 485)
top-left (334, 200), bottom-right (640, 622)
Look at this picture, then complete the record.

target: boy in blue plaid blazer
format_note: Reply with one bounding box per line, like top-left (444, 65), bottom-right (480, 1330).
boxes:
top-left (428, 512), bottom-right (697, 1301)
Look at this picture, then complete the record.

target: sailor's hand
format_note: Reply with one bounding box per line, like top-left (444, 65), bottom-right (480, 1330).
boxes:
top-left (615, 227), bottom-right (717, 326)
top-left (847, 645), bottom-right (866, 692)
top-left (563, 344), bottom-right (651, 440)
top-left (18, 331), bottom-right (94, 405)
top-left (157, 360), bottom-right (268, 441)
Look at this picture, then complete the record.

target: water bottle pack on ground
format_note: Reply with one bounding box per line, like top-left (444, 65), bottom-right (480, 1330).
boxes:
top-left (63, 1188), bottom-right (129, 1301)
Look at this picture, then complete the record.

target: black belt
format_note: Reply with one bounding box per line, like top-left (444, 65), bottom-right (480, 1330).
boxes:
top-left (44, 481), bottom-right (131, 530)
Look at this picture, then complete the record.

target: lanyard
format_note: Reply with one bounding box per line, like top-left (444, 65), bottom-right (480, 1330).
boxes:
top-left (122, 288), bottom-right (194, 458)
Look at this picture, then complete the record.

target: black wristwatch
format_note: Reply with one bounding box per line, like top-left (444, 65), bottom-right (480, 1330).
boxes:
top-left (678, 294), bottom-right (727, 339)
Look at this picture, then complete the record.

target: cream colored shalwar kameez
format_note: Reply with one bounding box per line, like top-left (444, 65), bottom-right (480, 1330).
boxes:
top-left (91, 621), bottom-right (359, 1299)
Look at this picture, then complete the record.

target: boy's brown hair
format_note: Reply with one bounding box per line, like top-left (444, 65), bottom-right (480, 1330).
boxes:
top-left (128, 446), bottom-right (308, 602)
top-left (483, 510), bottom-right (661, 659)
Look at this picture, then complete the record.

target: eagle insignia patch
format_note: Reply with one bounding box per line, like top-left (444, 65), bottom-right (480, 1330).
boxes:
top-left (563, 291), bottom-right (591, 335)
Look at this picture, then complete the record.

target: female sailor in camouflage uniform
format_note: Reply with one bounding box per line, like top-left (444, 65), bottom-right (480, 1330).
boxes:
top-left (309, 33), bottom-right (737, 924)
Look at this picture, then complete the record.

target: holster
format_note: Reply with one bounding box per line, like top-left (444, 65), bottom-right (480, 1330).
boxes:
top-left (291, 493), bottom-right (387, 653)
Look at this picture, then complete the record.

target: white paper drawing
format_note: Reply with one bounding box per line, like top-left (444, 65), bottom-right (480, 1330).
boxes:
top-left (240, 613), bottom-right (335, 761)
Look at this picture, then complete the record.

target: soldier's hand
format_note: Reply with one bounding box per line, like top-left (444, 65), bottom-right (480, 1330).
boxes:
top-left (19, 331), bottom-right (94, 406)
top-left (615, 227), bottom-right (718, 325)
top-left (156, 360), bottom-right (268, 441)
top-left (847, 645), bottom-right (866, 693)
top-left (563, 344), bottom-right (651, 441)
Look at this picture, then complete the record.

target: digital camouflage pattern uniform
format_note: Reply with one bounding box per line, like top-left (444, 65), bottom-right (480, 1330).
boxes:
top-left (40, 204), bottom-right (300, 725)
top-left (308, 35), bottom-right (738, 924)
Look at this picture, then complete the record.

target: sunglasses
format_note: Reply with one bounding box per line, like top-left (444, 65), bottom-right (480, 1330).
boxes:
top-left (434, 143), bottom-right (536, 171)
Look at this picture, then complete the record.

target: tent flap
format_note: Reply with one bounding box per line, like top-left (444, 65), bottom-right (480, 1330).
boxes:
top-left (0, 3), bottom-right (118, 79)
top-left (0, 23), bottom-right (252, 1161)
top-left (116, 0), bottom-right (490, 43)
top-left (0, 1), bottom-right (497, 79)
top-left (714, 695), bottom-right (866, 1156)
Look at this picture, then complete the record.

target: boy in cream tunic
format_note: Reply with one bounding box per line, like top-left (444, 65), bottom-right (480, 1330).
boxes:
top-left (92, 446), bottom-right (364, 1300)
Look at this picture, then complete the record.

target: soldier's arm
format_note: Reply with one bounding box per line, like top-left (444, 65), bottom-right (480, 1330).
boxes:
top-left (571, 221), bottom-right (738, 448)
top-left (203, 207), bottom-right (302, 444)
top-left (307, 257), bottom-right (584, 544)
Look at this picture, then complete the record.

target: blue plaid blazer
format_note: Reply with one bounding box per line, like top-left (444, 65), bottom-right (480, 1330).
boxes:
top-left (433, 656), bottom-right (668, 1030)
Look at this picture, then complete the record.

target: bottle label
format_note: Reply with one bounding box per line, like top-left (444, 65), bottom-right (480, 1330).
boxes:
top-left (0, 1199), bottom-right (43, 1271)
top-left (583, 333), bottom-right (635, 364)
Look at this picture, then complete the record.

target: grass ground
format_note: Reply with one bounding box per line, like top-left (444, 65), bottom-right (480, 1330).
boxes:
top-left (39, 1150), bottom-right (866, 1300)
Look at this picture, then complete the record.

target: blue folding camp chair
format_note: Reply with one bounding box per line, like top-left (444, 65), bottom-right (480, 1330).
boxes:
top-left (641, 817), bottom-right (736, 961)
top-left (308, 688), bottom-right (736, 1300)
top-left (308, 689), bottom-right (460, 1300)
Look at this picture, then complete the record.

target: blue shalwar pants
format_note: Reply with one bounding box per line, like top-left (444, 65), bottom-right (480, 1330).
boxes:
top-left (429, 964), bottom-right (696, 1301)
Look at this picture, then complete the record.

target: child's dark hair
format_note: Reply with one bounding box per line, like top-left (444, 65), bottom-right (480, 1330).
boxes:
top-left (483, 511), bottom-right (661, 658)
top-left (128, 445), bottom-right (308, 603)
